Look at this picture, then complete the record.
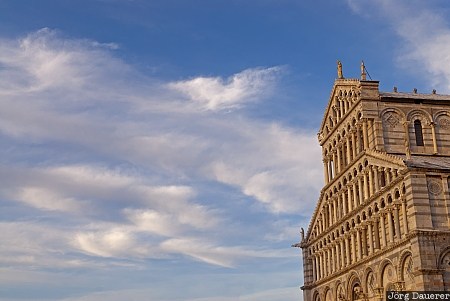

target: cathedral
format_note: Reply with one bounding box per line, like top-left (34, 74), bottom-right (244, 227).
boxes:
top-left (294, 62), bottom-right (450, 301)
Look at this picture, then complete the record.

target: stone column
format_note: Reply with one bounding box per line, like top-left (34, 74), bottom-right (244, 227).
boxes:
top-left (356, 125), bottom-right (362, 154)
top-left (332, 151), bottom-right (337, 178)
top-left (387, 209), bottom-right (394, 243)
top-left (319, 252), bottom-right (323, 279)
top-left (368, 118), bottom-right (374, 149)
top-left (333, 198), bottom-right (338, 222)
top-left (394, 204), bottom-right (401, 240)
top-left (374, 166), bottom-right (380, 192)
top-left (361, 225), bottom-right (368, 257)
top-left (346, 135), bottom-right (352, 163)
top-left (386, 168), bottom-right (391, 184)
top-left (335, 243), bottom-right (340, 271)
top-left (358, 175), bottom-right (364, 205)
top-left (315, 255), bottom-right (320, 280)
top-left (328, 202), bottom-right (333, 226)
top-left (325, 245), bottom-right (331, 277)
top-left (351, 231), bottom-right (356, 264)
top-left (342, 191), bottom-right (347, 216)
top-left (403, 121), bottom-right (411, 159)
top-left (380, 212), bottom-right (387, 248)
top-left (327, 245), bottom-right (333, 275)
top-left (363, 118), bottom-right (369, 150)
top-left (368, 166), bottom-right (374, 196)
top-left (340, 239), bottom-right (345, 268)
top-left (363, 170), bottom-right (369, 200)
top-left (323, 159), bottom-right (329, 184)
top-left (336, 146), bottom-right (342, 174)
top-left (402, 198), bottom-right (409, 234)
top-left (368, 221), bottom-right (374, 254)
top-left (431, 122), bottom-right (438, 154)
top-left (329, 160), bottom-right (334, 182)
top-left (347, 185), bottom-right (353, 212)
top-left (339, 197), bottom-right (344, 220)
top-left (351, 129), bottom-right (357, 158)
top-left (345, 234), bottom-right (351, 265)
top-left (352, 181), bottom-right (358, 209)
top-left (312, 255), bottom-right (316, 281)
top-left (356, 228), bottom-right (362, 260)
top-left (373, 216), bottom-right (380, 250)
top-left (331, 245), bottom-right (335, 273)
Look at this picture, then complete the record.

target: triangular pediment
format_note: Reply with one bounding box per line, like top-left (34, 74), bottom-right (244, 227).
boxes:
top-left (318, 79), bottom-right (362, 144)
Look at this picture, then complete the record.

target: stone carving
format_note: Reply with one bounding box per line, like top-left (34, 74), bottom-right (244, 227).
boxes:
top-left (427, 179), bottom-right (442, 195)
top-left (439, 117), bottom-right (450, 130)
top-left (383, 113), bottom-right (400, 128)
top-left (441, 252), bottom-right (450, 267)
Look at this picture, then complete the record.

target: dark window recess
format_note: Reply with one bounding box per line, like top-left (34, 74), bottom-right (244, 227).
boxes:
top-left (380, 171), bottom-right (386, 187)
top-left (414, 120), bottom-right (424, 146)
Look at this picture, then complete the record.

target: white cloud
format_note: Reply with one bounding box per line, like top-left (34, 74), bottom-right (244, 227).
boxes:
top-left (73, 227), bottom-right (148, 258)
top-left (346, 0), bottom-right (450, 92)
top-left (124, 209), bottom-right (184, 237)
top-left (0, 29), bottom-right (320, 274)
top-left (160, 237), bottom-right (294, 268)
top-left (208, 124), bottom-right (322, 213)
top-left (18, 186), bottom-right (86, 212)
top-left (168, 67), bottom-right (283, 111)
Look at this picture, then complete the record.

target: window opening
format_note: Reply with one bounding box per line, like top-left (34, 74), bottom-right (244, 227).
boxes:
top-left (414, 120), bottom-right (424, 146)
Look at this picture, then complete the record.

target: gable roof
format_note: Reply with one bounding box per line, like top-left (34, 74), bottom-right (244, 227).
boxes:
top-left (318, 78), bottom-right (361, 137)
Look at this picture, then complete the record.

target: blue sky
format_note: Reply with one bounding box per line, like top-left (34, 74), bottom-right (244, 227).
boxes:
top-left (1, 1), bottom-right (450, 300)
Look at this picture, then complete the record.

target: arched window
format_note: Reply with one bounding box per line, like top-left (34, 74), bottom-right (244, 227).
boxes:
top-left (414, 120), bottom-right (424, 146)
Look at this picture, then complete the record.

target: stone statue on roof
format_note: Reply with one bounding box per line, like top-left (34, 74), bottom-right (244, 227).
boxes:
top-left (361, 61), bottom-right (367, 80)
top-left (337, 60), bottom-right (344, 79)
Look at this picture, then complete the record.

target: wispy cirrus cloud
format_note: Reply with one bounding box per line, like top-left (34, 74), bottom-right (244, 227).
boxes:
top-left (346, 0), bottom-right (450, 92)
top-left (0, 29), bottom-right (318, 288)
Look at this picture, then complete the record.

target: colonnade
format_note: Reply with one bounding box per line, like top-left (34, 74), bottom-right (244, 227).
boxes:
top-left (323, 118), bottom-right (373, 184)
top-left (332, 89), bottom-right (359, 128)
top-left (315, 164), bottom-right (399, 237)
top-left (309, 199), bottom-right (408, 282)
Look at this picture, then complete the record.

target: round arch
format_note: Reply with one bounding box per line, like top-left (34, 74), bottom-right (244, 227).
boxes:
top-left (347, 271), bottom-right (363, 301)
top-left (398, 250), bottom-right (415, 290)
top-left (363, 267), bottom-right (376, 299)
top-left (407, 109), bottom-right (432, 123)
top-left (377, 259), bottom-right (396, 293)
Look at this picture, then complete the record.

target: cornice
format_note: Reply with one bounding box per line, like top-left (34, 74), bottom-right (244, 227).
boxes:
top-left (365, 149), bottom-right (405, 166)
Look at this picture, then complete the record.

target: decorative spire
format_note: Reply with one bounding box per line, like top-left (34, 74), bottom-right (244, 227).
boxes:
top-left (337, 60), bottom-right (344, 79)
top-left (361, 60), bottom-right (367, 80)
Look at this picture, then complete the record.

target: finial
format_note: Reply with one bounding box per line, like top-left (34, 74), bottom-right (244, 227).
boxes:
top-left (360, 61), bottom-right (367, 80)
top-left (393, 86), bottom-right (398, 92)
top-left (413, 88), bottom-right (417, 94)
top-left (432, 89), bottom-right (437, 94)
top-left (337, 60), bottom-right (344, 79)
